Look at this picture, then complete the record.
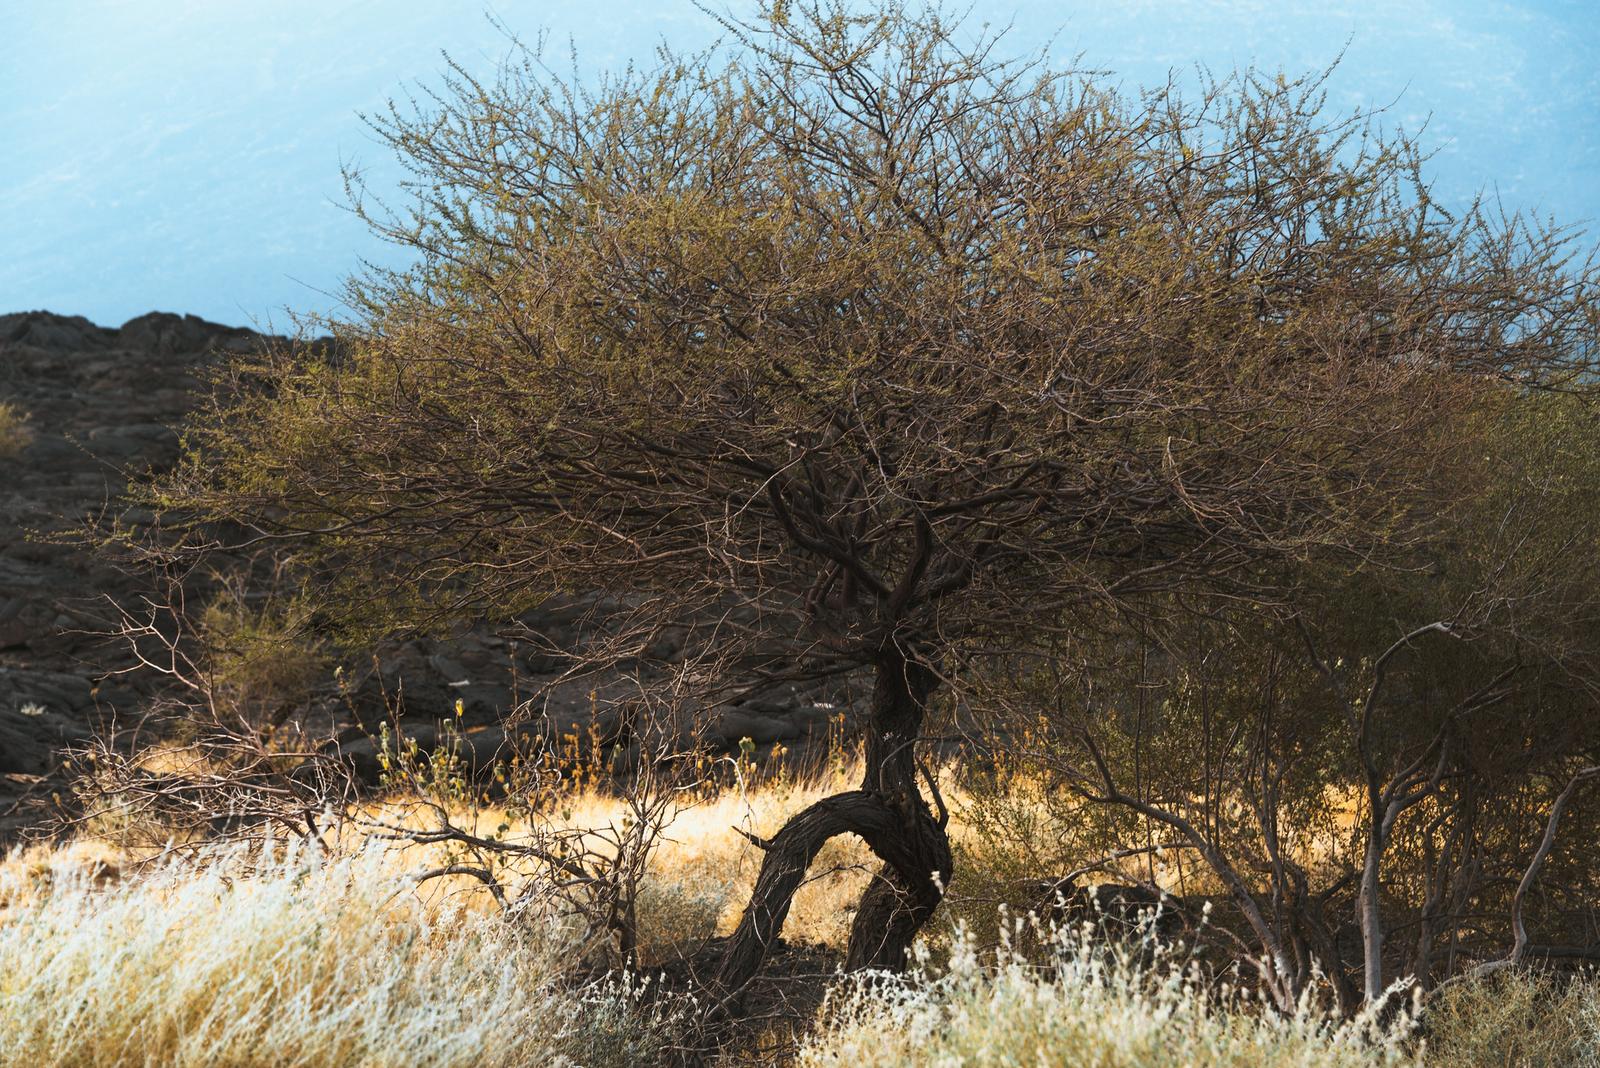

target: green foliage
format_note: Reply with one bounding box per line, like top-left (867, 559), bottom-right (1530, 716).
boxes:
top-left (118, 0), bottom-right (1600, 1023)
top-left (371, 717), bottom-right (475, 805)
top-left (0, 401), bottom-right (33, 459)
top-left (197, 577), bottom-right (329, 735)
top-left (143, 1), bottom-right (1597, 656)
top-left (1010, 386), bottom-right (1600, 1008)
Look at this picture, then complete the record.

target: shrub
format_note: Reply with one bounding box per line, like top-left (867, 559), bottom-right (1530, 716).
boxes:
top-left (0, 401), bottom-right (33, 459)
top-left (634, 876), bottom-right (729, 962)
top-left (139, 0), bottom-right (1600, 1009)
top-left (196, 574), bottom-right (329, 735)
top-left (1424, 972), bottom-right (1600, 1067)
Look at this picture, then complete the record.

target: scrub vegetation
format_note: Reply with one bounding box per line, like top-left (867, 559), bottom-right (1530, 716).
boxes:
top-left (7, 759), bottom-right (1600, 1065)
top-left (0, 401), bottom-right (32, 459)
top-left (21, 1), bottom-right (1600, 1064)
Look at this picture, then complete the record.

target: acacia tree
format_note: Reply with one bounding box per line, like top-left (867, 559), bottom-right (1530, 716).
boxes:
top-left (149, 2), bottom-right (1597, 1010)
top-left (1020, 392), bottom-right (1600, 1013)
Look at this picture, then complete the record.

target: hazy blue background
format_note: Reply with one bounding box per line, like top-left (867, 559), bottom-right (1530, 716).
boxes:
top-left (3, 1), bottom-right (1595, 329)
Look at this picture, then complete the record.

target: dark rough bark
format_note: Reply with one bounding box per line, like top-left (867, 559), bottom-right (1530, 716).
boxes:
top-left (708, 648), bottom-right (952, 1016)
top-left (845, 654), bottom-right (951, 971)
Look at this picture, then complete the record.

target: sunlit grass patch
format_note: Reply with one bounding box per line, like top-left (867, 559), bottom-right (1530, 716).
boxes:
top-left (9, 756), bottom-right (1595, 1066)
top-left (0, 839), bottom-right (671, 1068)
top-left (797, 923), bottom-right (1422, 1068)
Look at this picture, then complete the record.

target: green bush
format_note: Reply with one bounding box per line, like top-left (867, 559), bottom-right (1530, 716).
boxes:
top-left (0, 401), bottom-right (33, 459)
top-left (197, 578), bottom-right (329, 735)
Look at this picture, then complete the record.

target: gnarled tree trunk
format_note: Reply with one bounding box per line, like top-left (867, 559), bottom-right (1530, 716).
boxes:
top-left (708, 649), bottom-right (952, 1017)
top-left (845, 654), bottom-right (951, 971)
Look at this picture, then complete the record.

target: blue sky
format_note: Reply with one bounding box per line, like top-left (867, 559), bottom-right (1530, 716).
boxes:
top-left (3, 1), bottom-right (1595, 329)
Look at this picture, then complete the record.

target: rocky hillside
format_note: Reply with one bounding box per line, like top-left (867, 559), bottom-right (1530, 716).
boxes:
top-left (0, 311), bottom-right (851, 841)
top-left (0, 312), bottom-right (258, 836)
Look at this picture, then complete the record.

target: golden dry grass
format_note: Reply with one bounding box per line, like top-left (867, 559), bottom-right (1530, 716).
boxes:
top-left (0, 762), bottom-right (1067, 1067)
top-left (4, 763), bottom-right (1597, 1067)
top-left (0, 839), bottom-right (667, 1068)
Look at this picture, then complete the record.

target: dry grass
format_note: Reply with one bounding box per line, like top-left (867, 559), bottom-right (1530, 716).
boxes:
top-left (4, 763), bottom-right (1598, 1066)
top-left (0, 760), bottom-right (1010, 1067)
top-left (1424, 971), bottom-right (1600, 1067)
top-left (0, 839), bottom-right (669, 1068)
top-left (397, 758), bottom-right (986, 958)
top-left (633, 762), bottom-right (878, 953)
top-left (795, 924), bottom-right (1424, 1068)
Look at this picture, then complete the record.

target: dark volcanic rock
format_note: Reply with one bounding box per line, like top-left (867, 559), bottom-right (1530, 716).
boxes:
top-left (0, 311), bottom-right (247, 828)
top-left (0, 310), bottom-right (857, 837)
top-left (0, 311), bottom-right (291, 834)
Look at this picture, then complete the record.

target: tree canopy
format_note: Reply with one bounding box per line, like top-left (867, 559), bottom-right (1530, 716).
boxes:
top-left (145, 1), bottom-right (1600, 1015)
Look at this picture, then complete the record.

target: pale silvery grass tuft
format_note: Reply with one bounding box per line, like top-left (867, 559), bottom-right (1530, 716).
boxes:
top-left (797, 917), bottom-right (1423, 1068)
top-left (0, 837), bottom-right (671, 1068)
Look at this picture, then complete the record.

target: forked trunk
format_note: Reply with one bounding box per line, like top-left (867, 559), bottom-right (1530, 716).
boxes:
top-left (707, 649), bottom-right (952, 1018)
top-left (845, 654), bottom-right (951, 971)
